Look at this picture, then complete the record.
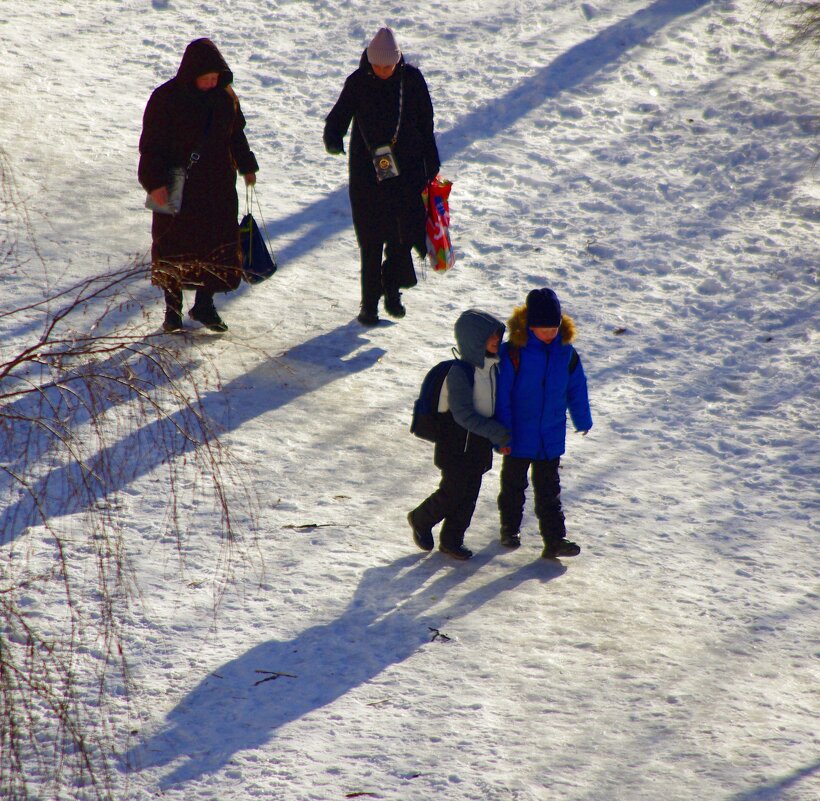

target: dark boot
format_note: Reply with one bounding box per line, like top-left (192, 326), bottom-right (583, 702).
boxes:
top-left (408, 511), bottom-right (434, 552)
top-left (357, 305), bottom-right (379, 326)
top-left (439, 544), bottom-right (473, 560)
top-left (189, 290), bottom-right (228, 332)
top-left (541, 539), bottom-right (581, 559)
top-left (384, 291), bottom-right (406, 319)
top-left (499, 528), bottom-right (521, 549)
top-left (162, 307), bottom-right (184, 333)
top-left (162, 289), bottom-right (184, 332)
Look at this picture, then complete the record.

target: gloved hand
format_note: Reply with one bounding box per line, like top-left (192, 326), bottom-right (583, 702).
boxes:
top-left (324, 135), bottom-right (345, 155)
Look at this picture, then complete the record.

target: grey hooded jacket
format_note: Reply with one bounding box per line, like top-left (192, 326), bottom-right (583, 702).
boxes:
top-left (434, 310), bottom-right (510, 470)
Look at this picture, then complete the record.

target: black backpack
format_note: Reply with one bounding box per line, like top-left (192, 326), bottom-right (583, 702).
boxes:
top-left (410, 359), bottom-right (471, 442)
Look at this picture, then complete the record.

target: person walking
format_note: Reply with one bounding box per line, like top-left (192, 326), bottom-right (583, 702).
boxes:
top-left (139, 38), bottom-right (258, 333)
top-left (324, 27), bottom-right (441, 326)
top-left (495, 288), bottom-right (593, 559)
top-left (408, 310), bottom-right (510, 560)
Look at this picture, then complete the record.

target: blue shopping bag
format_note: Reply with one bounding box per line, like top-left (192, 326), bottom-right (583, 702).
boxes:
top-left (240, 212), bottom-right (277, 284)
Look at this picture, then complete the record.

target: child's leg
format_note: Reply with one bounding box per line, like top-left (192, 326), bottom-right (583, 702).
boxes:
top-left (532, 457), bottom-right (566, 542)
top-left (497, 456), bottom-right (531, 536)
top-left (438, 469), bottom-right (483, 550)
top-left (411, 468), bottom-right (458, 536)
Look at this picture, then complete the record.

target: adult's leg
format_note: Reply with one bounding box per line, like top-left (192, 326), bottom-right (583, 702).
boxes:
top-left (189, 288), bottom-right (228, 332)
top-left (381, 234), bottom-right (412, 318)
top-left (160, 286), bottom-right (183, 332)
top-left (164, 287), bottom-right (182, 312)
top-left (358, 238), bottom-right (384, 322)
top-left (497, 455), bottom-right (532, 536)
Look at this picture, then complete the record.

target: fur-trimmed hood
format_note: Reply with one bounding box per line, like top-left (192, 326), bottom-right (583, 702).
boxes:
top-left (506, 305), bottom-right (577, 348)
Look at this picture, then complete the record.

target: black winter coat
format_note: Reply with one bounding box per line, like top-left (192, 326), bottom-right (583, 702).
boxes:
top-left (323, 53), bottom-right (440, 255)
top-left (434, 364), bottom-right (495, 475)
top-left (139, 39), bottom-right (259, 293)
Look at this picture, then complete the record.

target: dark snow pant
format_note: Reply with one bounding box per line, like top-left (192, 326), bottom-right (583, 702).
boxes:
top-left (359, 231), bottom-right (413, 314)
top-left (412, 465), bottom-right (485, 550)
top-left (498, 456), bottom-right (566, 543)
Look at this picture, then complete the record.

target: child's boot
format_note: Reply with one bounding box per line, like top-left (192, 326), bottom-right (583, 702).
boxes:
top-left (541, 538), bottom-right (581, 559)
top-left (408, 510), bottom-right (434, 551)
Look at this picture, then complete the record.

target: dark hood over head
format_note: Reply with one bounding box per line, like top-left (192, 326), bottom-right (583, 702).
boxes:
top-left (176, 38), bottom-right (233, 89)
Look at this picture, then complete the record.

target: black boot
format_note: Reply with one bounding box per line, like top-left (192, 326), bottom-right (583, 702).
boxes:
top-left (162, 307), bottom-right (184, 333)
top-left (439, 544), bottom-right (473, 560)
top-left (162, 289), bottom-right (184, 332)
top-left (499, 528), bottom-right (521, 549)
top-left (408, 511), bottom-right (434, 551)
top-left (384, 292), bottom-right (406, 319)
top-left (189, 290), bottom-right (228, 332)
top-left (357, 305), bottom-right (379, 326)
top-left (541, 539), bottom-right (581, 559)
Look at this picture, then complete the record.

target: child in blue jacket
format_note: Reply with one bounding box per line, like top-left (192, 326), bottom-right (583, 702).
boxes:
top-left (408, 310), bottom-right (511, 560)
top-left (495, 288), bottom-right (592, 559)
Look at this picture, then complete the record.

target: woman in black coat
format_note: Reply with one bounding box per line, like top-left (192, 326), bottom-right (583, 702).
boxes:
top-left (139, 38), bottom-right (258, 332)
top-left (324, 28), bottom-right (441, 326)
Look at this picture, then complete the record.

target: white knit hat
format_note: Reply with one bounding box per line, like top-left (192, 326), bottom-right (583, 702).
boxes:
top-left (367, 27), bottom-right (401, 66)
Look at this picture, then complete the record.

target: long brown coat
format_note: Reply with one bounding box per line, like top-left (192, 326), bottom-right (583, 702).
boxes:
top-left (139, 39), bottom-right (258, 293)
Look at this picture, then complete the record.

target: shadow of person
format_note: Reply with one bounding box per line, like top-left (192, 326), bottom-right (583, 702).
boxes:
top-left (123, 548), bottom-right (565, 788)
top-left (0, 321), bottom-right (385, 545)
top-left (723, 758), bottom-right (820, 801)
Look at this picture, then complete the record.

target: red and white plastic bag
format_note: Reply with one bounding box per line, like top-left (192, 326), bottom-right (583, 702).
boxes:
top-left (423, 176), bottom-right (455, 272)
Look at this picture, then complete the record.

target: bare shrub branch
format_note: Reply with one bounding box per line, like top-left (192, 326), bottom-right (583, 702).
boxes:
top-left (763, 1), bottom-right (820, 45)
top-left (1, 148), bottom-right (258, 799)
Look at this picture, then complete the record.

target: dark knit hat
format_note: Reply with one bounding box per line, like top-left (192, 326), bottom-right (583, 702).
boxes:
top-left (526, 288), bottom-right (562, 327)
top-left (367, 27), bottom-right (401, 66)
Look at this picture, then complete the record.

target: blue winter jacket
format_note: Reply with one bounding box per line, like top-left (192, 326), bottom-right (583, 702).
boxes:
top-left (495, 309), bottom-right (592, 461)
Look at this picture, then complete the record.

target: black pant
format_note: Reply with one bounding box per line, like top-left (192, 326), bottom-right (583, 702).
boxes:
top-left (164, 287), bottom-right (215, 312)
top-left (498, 456), bottom-right (565, 542)
top-left (359, 232), bottom-right (412, 313)
top-left (412, 465), bottom-right (485, 550)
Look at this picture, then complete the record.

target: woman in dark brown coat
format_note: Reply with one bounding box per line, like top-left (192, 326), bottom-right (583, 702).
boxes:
top-left (139, 38), bottom-right (259, 332)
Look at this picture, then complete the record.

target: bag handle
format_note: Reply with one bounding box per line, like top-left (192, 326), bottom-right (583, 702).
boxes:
top-left (244, 185), bottom-right (275, 253)
top-left (356, 67), bottom-right (405, 150)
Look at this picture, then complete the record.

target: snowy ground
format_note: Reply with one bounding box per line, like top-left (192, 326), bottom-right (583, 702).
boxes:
top-left (1, 1), bottom-right (818, 799)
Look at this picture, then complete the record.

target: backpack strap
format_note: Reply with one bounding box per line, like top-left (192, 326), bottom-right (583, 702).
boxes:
top-left (508, 345), bottom-right (521, 373)
top-left (448, 359), bottom-right (474, 394)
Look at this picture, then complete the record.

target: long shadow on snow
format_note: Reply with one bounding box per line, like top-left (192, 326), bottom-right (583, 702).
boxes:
top-left (100, 1), bottom-right (747, 530)
top-left (0, 339), bottom-right (197, 544)
top-left (0, 320), bottom-right (383, 545)
top-left (264, 0), bottom-right (712, 266)
top-left (722, 759), bottom-right (820, 801)
top-left (124, 549), bottom-right (565, 787)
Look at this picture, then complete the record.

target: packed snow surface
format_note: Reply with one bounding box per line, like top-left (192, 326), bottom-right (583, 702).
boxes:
top-left (1, 1), bottom-right (817, 799)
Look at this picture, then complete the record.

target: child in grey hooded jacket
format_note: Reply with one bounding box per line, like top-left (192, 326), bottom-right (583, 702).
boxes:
top-left (408, 310), bottom-right (511, 560)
